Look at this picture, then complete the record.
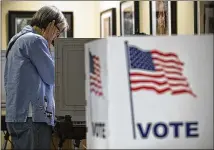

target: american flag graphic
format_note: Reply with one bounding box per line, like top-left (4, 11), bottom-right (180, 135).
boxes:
top-left (89, 52), bottom-right (103, 96)
top-left (127, 45), bottom-right (196, 97)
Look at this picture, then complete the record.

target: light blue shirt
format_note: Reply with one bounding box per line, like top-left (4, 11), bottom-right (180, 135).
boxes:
top-left (4, 25), bottom-right (55, 126)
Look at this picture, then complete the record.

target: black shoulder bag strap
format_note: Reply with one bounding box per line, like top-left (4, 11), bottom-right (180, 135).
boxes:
top-left (5, 32), bottom-right (29, 58)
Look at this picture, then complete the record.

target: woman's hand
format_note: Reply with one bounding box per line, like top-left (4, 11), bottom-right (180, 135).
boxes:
top-left (42, 20), bottom-right (59, 48)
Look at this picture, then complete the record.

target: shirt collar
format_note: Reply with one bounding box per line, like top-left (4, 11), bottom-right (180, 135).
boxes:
top-left (32, 26), bottom-right (42, 36)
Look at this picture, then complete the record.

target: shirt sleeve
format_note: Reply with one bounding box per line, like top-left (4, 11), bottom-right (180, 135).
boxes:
top-left (28, 37), bottom-right (54, 85)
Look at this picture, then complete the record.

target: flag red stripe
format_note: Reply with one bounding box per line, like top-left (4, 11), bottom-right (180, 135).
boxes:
top-left (169, 83), bottom-right (189, 87)
top-left (93, 58), bottom-right (100, 66)
top-left (172, 89), bottom-right (196, 97)
top-left (94, 69), bottom-right (100, 77)
top-left (94, 63), bottom-right (100, 68)
top-left (131, 79), bottom-right (168, 86)
top-left (130, 72), bottom-right (165, 78)
top-left (93, 56), bottom-right (99, 61)
top-left (167, 76), bottom-right (187, 81)
top-left (90, 82), bottom-right (102, 89)
top-left (154, 63), bottom-right (183, 71)
top-left (156, 68), bottom-right (183, 76)
top-left (153, 57), bottom-right (184, 66)
top-left (94, 64), bottom-right (100, 69)
top-left (151, 49), bottom-right (178, 58)
top-left (90, 88), bottom-right (103, 96)
top-left (131, 86), bottom-right (171, 94)
top-left (90, 76), bottom-right (101, 83)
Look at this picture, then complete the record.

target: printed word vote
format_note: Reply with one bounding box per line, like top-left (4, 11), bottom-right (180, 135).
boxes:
top-left (92, 122), bottom-right (106, 139)
top-left (137, 121), bottom-right (199, 139)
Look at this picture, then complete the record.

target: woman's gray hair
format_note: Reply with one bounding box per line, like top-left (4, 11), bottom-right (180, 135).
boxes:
top-left (31, 6), bottom-right (69, 32)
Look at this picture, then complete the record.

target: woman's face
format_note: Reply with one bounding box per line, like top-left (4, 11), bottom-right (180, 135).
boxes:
top-left (55, 23), bottom-right (66, 38)
top-left (50, 23), bottom-right (66, 46)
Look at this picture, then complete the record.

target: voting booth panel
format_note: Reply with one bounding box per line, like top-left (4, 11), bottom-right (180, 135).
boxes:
top-left (54, 38), bottom-right (96, 121)
top-left (85, 39), bottom-right (109, 149)
top-left (85, 35), bottom-right (213, 149)
top-left (50, 38), bottom-right (100, 149)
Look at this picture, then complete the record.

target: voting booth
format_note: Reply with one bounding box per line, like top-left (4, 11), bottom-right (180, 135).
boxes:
top-left (54, 38), bottom-right (97, 148)
top-left (85, 35), bottom-right (214, 149)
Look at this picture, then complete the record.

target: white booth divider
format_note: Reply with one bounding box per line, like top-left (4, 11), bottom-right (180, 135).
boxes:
top-left (85, 35), bottom-right (213, 149)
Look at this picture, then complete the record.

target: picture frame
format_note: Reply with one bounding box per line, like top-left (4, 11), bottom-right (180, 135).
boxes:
top-left (8, 11), bottom-right (74, 43)
top-left (149, 1), bottom-right (177, 35)
top-left (194, 1), bottom-right (200, 34)
top-left (100, 8), bottom-right (117, 38)
top-left (120, 1), bottom-right (140, 36)
top-left (194, 1), bottom-right (214, 34)
top-left (204, 3), bottom-right (214, 34)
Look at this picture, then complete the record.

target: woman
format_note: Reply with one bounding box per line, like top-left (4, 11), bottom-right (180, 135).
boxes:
top-left (4, 6), bottom-right (68, 149)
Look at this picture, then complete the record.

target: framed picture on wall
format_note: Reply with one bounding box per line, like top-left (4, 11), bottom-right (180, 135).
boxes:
top-left (204, 3), bottom-right (214, 33)
top-left (149, 1), bottom-right (177, 35)
top-left (100, 8), bottom-right (116, 38)
top-left (194, 1), bottom-right (214, 34)
top-left (120, 1), bottom-right (140, 36)
top-left (8, 11), bottom-right (74, 43)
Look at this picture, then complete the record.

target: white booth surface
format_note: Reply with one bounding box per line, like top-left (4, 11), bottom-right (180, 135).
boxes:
top-left (85, 35), bottom-right (213, 149)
